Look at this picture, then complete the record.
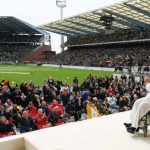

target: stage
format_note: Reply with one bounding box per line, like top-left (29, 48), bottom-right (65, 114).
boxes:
top-left (0, 111), bottom-right (150, 150)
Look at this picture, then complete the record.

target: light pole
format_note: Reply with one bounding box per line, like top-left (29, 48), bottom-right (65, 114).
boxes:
top-left (56, 0), bottom-right (66, 52)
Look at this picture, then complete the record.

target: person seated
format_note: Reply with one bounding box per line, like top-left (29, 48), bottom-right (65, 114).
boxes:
top-left (26, 102), bottom-right (38, 119)
top-left (19, 111), bottom-right (36, 133)
top-left (4, 99), bottom-right (13, 118)
top-left (48, 100), bottom-right (64, 115)
top-left (119, 96), bottom-right (129, 112)
top-left (124, 83), bottom-right (150, 134)
top-left (102, 99), bottom-right (111, 115)
top-left (65, 100), bottom-right (76, 121)
top-left (106, 93), bottom-right (119, 113)
top-left (0, 99), bottom-right (5, 117)
top-left (35, 109), bottom-right (50, 129)
top-left (86, 100), bottom-right (100, 119)
top-left (41, 101), bottom-right (50, 116)
top-left (49, 106), bottom-right (64, 126)
top-left (0, 116), bottom-right (16, 138)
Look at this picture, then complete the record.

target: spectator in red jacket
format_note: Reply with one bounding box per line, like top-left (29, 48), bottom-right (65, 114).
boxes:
top-left (48, 100), bottom-right (64, 115)
top-left (35, 109), bottom-right (50, 129)
top-left (26, 102), bottom-right (38, 119)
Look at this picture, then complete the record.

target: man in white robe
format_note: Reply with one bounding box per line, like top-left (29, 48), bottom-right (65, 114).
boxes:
top-left (124, 83), bottom-right (150, 134)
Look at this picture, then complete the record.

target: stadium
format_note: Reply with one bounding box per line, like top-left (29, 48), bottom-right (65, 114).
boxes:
top-left (0, 0), bottom-right (150, 150)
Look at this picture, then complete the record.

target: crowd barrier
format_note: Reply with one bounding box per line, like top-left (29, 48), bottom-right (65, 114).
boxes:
top-left (42, 64), bottom-right (117, 71)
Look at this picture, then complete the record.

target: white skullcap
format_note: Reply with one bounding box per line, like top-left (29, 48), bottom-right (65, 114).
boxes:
top-left (93, 97), bottom-right (98, 101)
top-left (146, 83), bottom-right (150, 93)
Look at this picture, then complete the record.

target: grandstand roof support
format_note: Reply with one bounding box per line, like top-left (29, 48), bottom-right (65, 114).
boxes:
top-left (46, 25), bottom-right (86, 35)
top-left (113, 17), bottom-right (141, 30)
top-left (78, 16), bottom-right (125, 32)
top-left (58, 23), bottom-right (100, 35)
top-left (43, 29), bottom-right (73, 37)
top-left (94, 12), bottom-right (141, 30)
top-left (67, 20), bottom-right (104, 33)
top-left (103, 9), bottom-right (150, 29)
top-left (50, 30), bottom-right (76, 37)
top-left (124, 3), bottom-right (150, 17)
top-left (40, 0), bottom-right (150, 37)
top-left (44, 26), bottom-right (79, 36)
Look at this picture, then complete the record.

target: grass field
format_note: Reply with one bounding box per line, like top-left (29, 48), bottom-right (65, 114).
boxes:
top-left (0, 64), bottom-right (113, 86)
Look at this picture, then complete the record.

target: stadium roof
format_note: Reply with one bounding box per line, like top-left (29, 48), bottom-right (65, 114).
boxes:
top-left (40, 0), bottom-right (150, 37)
top-left (0, 16), bottom-right (46, 35)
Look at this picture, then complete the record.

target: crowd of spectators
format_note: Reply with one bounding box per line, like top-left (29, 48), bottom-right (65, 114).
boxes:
top-left (0, 44), bottom-right (39, 63)
top-left (65, 29), bottom-right (150, 46)
top-left (0, 73), bottom-right (148, 138)
top-left (0, 29), bottom-right (150, 138)
top-left (49, 44), bottom-right (150, 67)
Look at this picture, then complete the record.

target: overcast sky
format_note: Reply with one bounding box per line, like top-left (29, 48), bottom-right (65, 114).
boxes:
top-left (0, 0), bottom-right (123, 53)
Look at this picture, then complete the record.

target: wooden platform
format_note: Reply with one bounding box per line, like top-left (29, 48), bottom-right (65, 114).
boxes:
top-left (0, 111), bottom-right (150, 150)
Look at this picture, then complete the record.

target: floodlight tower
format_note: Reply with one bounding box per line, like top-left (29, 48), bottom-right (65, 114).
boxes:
top-left (56, 0), bottom-right (66, 52)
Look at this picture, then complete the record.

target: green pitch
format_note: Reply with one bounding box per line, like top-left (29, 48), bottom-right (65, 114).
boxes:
top-left (0, 64), bottom-right (113, 86)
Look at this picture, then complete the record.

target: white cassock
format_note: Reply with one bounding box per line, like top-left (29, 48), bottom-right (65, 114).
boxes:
top-left (130, 83), bottom-right (150, 128)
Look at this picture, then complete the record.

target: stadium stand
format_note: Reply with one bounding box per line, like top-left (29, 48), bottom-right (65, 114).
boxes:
top-left (0, 16), bottom-right (53, 63)
top-left (65, 29), bottom-right (150, 46)
top-left (40, 0), bottom-right (150, 69)
top-left (48, 43), bottom-right (150, 67)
